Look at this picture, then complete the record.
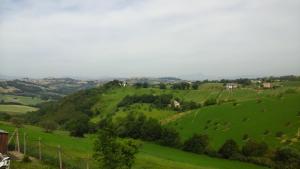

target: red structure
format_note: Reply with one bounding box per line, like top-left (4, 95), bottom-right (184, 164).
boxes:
top-left (0, 130), bottom-right (8, 154)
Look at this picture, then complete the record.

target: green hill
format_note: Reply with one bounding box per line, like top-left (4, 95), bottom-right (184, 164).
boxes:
top-left (167, 93), bottom-right (300, 149)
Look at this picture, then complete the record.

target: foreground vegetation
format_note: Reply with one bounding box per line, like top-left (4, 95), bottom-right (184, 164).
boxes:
top-left (1, 122), bottom-right (268, 169)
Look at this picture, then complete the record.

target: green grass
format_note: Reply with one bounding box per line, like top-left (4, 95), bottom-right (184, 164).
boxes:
top-left (0, 94), bottom-right (44, 105)
top-left (11, 160), bottom-right (55, 169)
top-left (1, 122), bottom-right (267, 169)
top-left (0, 105), bottom-right (38, 115)
top-left (168, 93), bottom-right (300, 149)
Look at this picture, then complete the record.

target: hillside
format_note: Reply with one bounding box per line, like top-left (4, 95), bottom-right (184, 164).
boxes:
top-left (26, 79), bottom-right (300, 151)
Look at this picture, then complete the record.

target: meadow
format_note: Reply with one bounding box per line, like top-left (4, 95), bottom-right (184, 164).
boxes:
top-left (0, 105), bottom-right (38, 115)
top-left (0, 94), bottom-right (44, 106)
top-left (168, 93), bottom-right (300, 149)
top-left (0, 122), bottom-right (268, 169)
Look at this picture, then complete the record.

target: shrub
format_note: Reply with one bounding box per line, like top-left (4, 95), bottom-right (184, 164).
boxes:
top-left (284, 88), bottom-right (297, 94)
top-left (183, 134), bottom-right (209, 154)
top-left (10, 117), bottom-right (24, 128)
top-left (65, 115), bottom-right (89, 137)
top-left (22, 155), bottom-right (31, 163)
top-left (275, 131), bottom-right (284, 138)
top-left (242, 140), bottom-right (268, 157)
top-left (242, 134), bottom-right (249, 140)
top-left (273, 147), bottom-right (300, 168)
top-left (204, 98), bottom-right (217, 106)
top-left (218, 139), bottom-right (240, 159)
top-left (159, 127), bottom-right (181, 148)
top-left (40, 120), bottom-right (58, 133)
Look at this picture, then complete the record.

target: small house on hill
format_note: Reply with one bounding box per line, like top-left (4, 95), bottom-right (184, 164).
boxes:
top-left (225, 83), bottom-right (238, 90)
top-left (0, 130), bottom-right (8, 154)
top-left (262, 82), bottom-right (272, 89)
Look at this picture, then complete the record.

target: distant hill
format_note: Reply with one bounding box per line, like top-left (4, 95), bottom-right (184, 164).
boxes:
top-left (0, 78), bottom-right (101, 100)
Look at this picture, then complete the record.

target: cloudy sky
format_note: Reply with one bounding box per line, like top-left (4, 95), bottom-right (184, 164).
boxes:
top-left (0, 0), bottom-right (300, 79)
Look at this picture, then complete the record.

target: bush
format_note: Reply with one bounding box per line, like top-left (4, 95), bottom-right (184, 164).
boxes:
top-left (275, 131), bottom-right (284, 138)
top-left (183, 134), bottom-right (209, 154)
top-left (242, 134), bottom-right (249, 140)
top-left (22, 155), bottom-right (31, 163)
top-left (10, 117), bottom-right (24, 128)
top-left (159, 127), bottom-right (181, 148)
top-left (65, 115), bottom-right (89, 137)
top-left (40, 120), bottom-right (58, 133)
top-left (273, 147), bottom-right (300, 169)
top-left (0, 112), bottom-right (11, 121)
top-left (218, 139), bottom-right (240, 159)
top-left (204, 98), bottom-right (217, 106)
top-left (242, 140), bottom-right (268, 157)
top-left (159, 83), bottom-right (167, 89)
top-left (285, 88), bottom-right (297, 94)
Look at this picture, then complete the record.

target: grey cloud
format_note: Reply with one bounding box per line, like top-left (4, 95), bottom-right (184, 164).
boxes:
top-left (0, 0), bottom-right (299, 78)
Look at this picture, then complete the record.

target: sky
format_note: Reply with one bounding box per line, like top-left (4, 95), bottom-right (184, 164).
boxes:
top-left (0, 0), bottom-right (300, 79)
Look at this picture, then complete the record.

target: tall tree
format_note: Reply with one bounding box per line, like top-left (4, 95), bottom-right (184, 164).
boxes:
top-left (94, 128), bottom-right (140, 169)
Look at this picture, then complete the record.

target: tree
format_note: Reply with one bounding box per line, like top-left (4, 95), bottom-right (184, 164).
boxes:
top-left (40, 120), bottom-right (58, 133)
top-left (192, 82), bottom-right (199, 90)
top-left (218, 139), bottom-right (239, 158)
top-left (140, 118), bottom-right (162, 141)
top-left (203, 98), bottom-right (217, 106)
top-left (159, 127), bottom-right (181, 147)
top-left (159, 83), bottom-right (167, 89)
top-left (183, 134), bottom-right (209, 154)
top-left (65, 115), bottom-right (89, 137)
top-left (10, 117), bottom-right (23, 128)
top-left (142, 82), bottom-right (149, 88)
top-left (94, 128), bottom-right (140, 169)
top-left (242, 140), bottom-right (268, 157)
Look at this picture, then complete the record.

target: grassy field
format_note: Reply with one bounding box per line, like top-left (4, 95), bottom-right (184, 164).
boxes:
top-left (0, 122), bottom-right (267, 169)
top-left (0, 105), bottom-right (38, 115)
top-left (11, 160), bottom-right (55, 169)
top-left (0, 94), bottom-right (44, 105)
top-left (167, 93), bottom-right (300, 149)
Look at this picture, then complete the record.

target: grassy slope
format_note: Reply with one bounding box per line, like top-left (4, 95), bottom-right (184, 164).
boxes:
top-left (11, 161), bottom-right (55, 169)
top-left (168, 93), bottom-right (300, 149)
top-left (91, 83), bottom-right (232, 122)
top-left (0, 122), bottom-right (267, 169)
top-left (0, 94), bottom-right (43, 105)
top-left (0, 105), bottom-right (38, 115)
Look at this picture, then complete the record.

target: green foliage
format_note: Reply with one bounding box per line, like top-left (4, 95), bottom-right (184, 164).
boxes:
top-left (22, 155), bottom-right (32, 163)
top-left (218, 139), bottom-right (240, 159)
top-left (171, 82), bottom-right (191, 90)
top-left (0, 112), bottom-right (11, 121)
top-left (183, 134), bottom-right (209, 154)
top-left (273, 147), bottom-right (300, 169)
top-left (117, 94), bottom-right (173, 109)
top-left (242, 140), bottom-right (268, 157)
top-left (39, 120), bottom-right (58, 133)
top-left (94, 128), bottom-right (140, 169)
top-left (65, 115), bottom-right (90, 137)
top-left (159, 83), bottom-right (167, 89)
top-left (116, 113), bottom-right (181, 148)
top-left (203, 98), bottom-right (217, 106)
top-left (10, 117), bottom-right (24, 128)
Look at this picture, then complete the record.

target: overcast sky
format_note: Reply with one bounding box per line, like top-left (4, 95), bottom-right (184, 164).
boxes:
top-left (0, 0), bottom-right (300, 79)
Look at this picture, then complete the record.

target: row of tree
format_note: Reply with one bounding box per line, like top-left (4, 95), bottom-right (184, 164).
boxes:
top-left (117, 94), bottom-right (201, 111)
